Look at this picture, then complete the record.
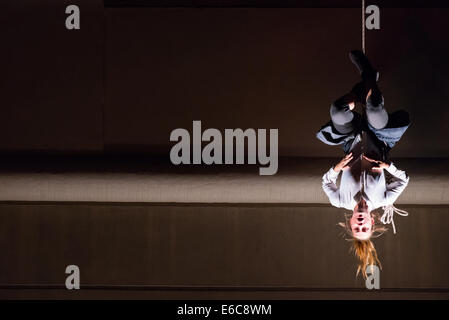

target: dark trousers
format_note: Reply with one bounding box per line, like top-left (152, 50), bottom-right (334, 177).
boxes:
top-left (330, 83), bottom-right (388, 134)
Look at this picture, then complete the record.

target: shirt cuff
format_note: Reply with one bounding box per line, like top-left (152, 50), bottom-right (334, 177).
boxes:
top-left (329, 167), bottom-right (340, 178)
top-left (385, 162), bottom-right (398, 174)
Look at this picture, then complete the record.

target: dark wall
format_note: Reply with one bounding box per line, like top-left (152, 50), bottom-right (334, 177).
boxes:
top-left (0, 0), bottom-right (104, 153)
top-left (104, 7), bottom-right (449, 158)
top-left (104, 8), bottom-right (360, 156)
top-left (367, 9), bottom-right (449, 158)
top-left (1, 203), bottom-right (448, 292)
top-left (1, 4), bottom-right (449, 157)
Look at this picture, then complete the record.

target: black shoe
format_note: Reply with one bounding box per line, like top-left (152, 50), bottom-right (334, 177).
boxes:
top-left (349, 50), bottom-right (380, 82)
top-left (350, 81), bottom-right (369, 103)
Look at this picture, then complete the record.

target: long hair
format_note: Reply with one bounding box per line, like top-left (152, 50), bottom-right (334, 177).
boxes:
top-left (338, 211), bottom-right (387, 278)
top-left (350, 240), bottom-right (381, 278)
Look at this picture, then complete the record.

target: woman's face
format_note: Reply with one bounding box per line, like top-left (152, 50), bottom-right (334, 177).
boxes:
top-left (351, 201), bottom-right (374, 240)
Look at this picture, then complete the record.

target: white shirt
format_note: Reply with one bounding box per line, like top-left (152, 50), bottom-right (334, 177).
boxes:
top-left (321, 132), bottom-right (409, 211)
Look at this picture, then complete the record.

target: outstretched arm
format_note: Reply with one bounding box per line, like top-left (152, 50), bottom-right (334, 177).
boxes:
top-left (363, 155), bottom-right (409, 204)
top-left (322, 153), bottom-right (353, 207)
top-left (384, 162), bottom-right (410, 204)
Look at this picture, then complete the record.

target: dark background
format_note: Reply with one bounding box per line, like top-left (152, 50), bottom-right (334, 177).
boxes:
top-left (1, 1), bottom-right (449, 157)
top-left (1, 1), bottom-right (449, 299)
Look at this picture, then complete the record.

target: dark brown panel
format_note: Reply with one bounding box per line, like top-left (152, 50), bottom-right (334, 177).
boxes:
top-left (104, 8), bottom-right (449, 157)
top-left (104, 8), bottom-right (361, 157)
top-left (0, 203), bottom-right (448, 291)
top-left (0, 1), bottom-right (104, 153)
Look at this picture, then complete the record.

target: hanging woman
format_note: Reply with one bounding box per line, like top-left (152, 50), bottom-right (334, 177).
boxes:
top-left (316, 50), bottom-right (411, 278)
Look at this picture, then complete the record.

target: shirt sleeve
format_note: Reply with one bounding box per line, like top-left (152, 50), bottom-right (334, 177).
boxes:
top-left (322, 167), bottom-right (341, 208)
top-left (384, 162), bottom-right (410, 204)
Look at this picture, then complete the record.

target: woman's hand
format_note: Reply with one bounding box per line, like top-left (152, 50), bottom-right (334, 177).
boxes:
top-left (334, 152), bottom-right (353, 172)
top-left (363, 155), bottom-right (390, 173)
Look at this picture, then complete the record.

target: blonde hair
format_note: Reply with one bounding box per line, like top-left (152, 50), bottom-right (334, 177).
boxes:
top-left (350, 240), bottom-right (381, 278)
top-left (338, 211), bottom-right (387, 278)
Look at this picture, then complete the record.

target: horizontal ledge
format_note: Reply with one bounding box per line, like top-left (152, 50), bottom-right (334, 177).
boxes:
top-left (104, 1), bottom-right (449, 9)
top-left (2, 284), bottom-right (449, 293)
top-left (1, 157), bottom-right (448, 204)
top-left (0, 201), bottom-right (448, 208)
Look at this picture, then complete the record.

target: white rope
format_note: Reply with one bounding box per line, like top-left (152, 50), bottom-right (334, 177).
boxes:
top-left (362, 0), bottom-right (366, 54)
top-left (381, 205), bottom-right (409, 234)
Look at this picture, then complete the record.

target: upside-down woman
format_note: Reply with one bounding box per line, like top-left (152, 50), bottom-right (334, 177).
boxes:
top-left (317, 50), bottom-right (411, 278)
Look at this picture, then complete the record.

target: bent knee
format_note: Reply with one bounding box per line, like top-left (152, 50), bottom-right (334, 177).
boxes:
top-left (330, 103), bottom-right (354, 126)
